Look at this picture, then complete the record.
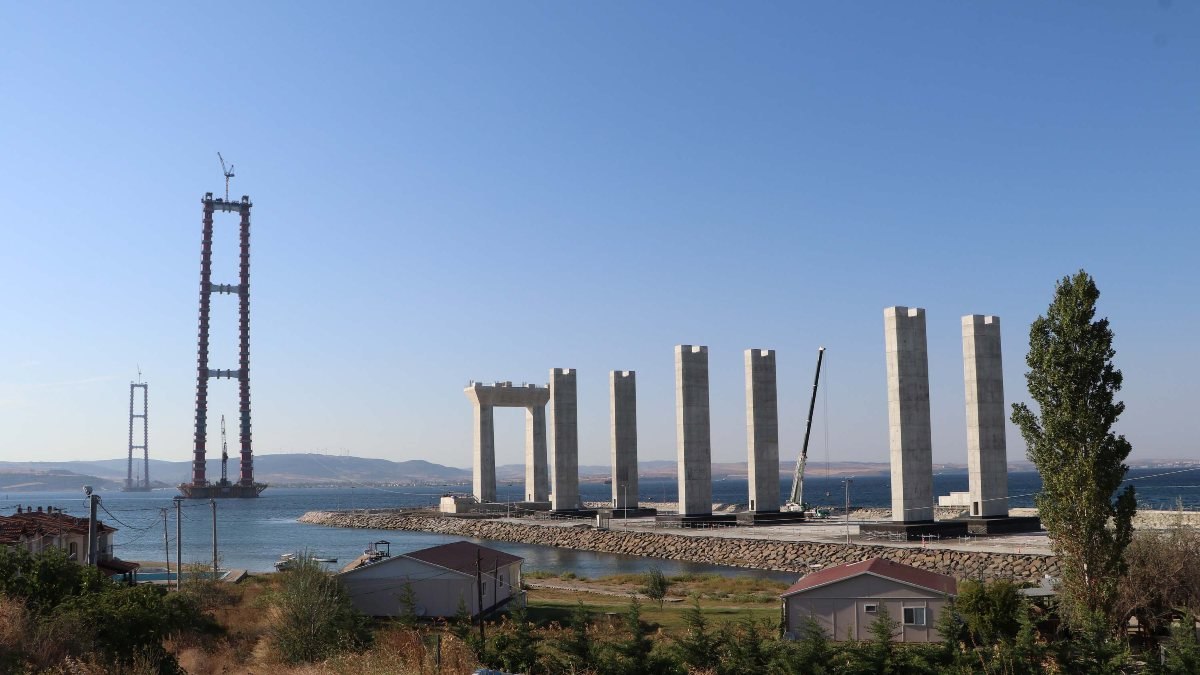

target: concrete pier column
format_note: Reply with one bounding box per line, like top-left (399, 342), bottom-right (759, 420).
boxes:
top-left (610, 371), bottom-right (638, 509)
top-left (525, 405), bottom-right (549, 502)
top-left (675, 345), bottom-right (712, 517)
top-left (550, 368), bottom-right (579, 511)
top-left (470, 401), bottom-right (496, 503)
top-left (745, 349), bottom-right (780, 513)
top-left (885, 307), bottom-right (934, 523)
top-left (963, 315), bottom-right (1009, 518)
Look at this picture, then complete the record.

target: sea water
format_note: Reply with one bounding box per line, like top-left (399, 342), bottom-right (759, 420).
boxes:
top-left (3, 468), bottom-right (1195, 575)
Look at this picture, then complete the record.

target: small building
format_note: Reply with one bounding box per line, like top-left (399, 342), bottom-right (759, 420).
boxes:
top-left (781, 557), bottom-right (957, 643)
top-left (339, 540), bottom-right (523, 619)
top-left (0, 505), bottom-right (139, 580)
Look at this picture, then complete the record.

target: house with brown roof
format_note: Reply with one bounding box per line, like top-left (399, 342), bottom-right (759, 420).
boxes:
top-left (0, 505), bottom-right (139, 579)
top-left (338, 540), bottom-right (523, 619)
top-left (781, 557), bottom-right (957, 643)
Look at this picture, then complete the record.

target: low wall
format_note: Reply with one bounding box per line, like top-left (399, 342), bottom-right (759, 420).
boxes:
top-left (299, 510), bottom-right (1059, 582)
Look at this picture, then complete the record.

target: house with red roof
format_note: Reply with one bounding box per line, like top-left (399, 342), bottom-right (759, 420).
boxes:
top-left (338, 540), bottom-right (523, 619)
top-left (781, 557), bottom-right (957, 643)
top-left (0, 505), bottom-right (139, 580)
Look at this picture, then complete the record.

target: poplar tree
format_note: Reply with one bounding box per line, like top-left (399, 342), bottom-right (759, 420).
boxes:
top-left (1011, 270), bottom-right (1136, 629)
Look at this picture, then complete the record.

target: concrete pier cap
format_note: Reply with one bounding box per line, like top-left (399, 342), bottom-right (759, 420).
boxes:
top-left (464, 380), bottom-right (551, 504)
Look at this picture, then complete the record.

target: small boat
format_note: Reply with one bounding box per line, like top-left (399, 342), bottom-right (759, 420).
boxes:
top-left (273, 553), bottom-right (297, 571)
top-left (313, 557), bottom-right (338, 564)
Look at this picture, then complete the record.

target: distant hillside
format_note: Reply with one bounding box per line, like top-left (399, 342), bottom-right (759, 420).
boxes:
top-left (0, 454), bottom-right (470, 487)
top-left (0, 469), bottom-right (119, 492)
top-left (0, 453), bottom-right (1052, 490)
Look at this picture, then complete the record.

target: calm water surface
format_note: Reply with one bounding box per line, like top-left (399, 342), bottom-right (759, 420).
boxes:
top-left (4, 468), bottom-right (1194, 576)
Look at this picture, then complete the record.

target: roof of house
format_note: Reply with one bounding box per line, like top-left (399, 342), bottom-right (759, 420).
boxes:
top-left (781, 557), bottom-right (958, 597)
top-left (340, 540), bottom-right (523, 577)
top-left (0, 508), bottom-right (115, 545)
top-left (404, 541), bottom-right (522, 576)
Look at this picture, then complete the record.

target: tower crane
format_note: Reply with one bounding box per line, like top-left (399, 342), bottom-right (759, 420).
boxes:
top-left (218, 152), bottom-right (235, 201)
top-left (785, 347), bottom-right (825, 512)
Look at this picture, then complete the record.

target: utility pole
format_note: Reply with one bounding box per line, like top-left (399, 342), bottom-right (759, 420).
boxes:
top-left (161, 508), bottom-right (171, 590)
top-left (174, 497), bottom-right (183, 587)
top-left (211, 499), bottom-right (218, 579)
top-left (84, 486), bottom-right (98, 566)
top-left (476, 549), bottom-right (485, 642)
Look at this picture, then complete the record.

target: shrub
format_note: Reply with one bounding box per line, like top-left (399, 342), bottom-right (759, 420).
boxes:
top-left (267, 554), bottom-right (370, 663)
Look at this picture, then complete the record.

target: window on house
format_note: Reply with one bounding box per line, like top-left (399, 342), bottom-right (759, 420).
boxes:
top-left (864, 603), bottom-right (878, 614)
top-left (903, 607), bottom-right (926, 626)
top-left (69, 542), bottom-right (78, 559)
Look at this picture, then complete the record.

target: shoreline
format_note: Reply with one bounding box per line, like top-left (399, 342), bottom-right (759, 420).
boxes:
top-left (298, 509), bottom-right (1060, 582)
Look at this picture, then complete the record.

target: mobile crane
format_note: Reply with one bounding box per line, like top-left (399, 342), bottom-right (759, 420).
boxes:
top-left (784, 347), bottom-right (825, 513)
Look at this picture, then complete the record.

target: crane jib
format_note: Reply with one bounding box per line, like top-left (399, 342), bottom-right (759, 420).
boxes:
top-left (788, 347), bottom-right (825, 509)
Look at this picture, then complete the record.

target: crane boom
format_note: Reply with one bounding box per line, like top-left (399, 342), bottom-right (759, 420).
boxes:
top-left (220, 414), bottom-right (229, 485)
top-left (788, 347), bottom-right (825, 509)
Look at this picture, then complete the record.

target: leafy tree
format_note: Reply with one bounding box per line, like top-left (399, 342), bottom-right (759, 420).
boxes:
top-left (1159, 616), bottom-right (1200, 675)
top-left (1011, 270), bottom-right (1137, 629)
top-left (1117, 525), bottom-right (1200, 639)
top-left (673, 597), bottom-right (715, 670)
top-left (640, 565), bottom-right (670, 609)
top-left (49, 583), bottom-right (214, 673)
top-left (954, 579), bottom-right (1022, 646)
top-left (0, 546), bottom-right (108, 612)
top-left (267, 554), bottom-right (370, 663)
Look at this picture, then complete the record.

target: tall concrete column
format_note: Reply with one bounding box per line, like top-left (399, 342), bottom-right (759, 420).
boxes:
top-left (675, 345), bottom-right (712, 517)
top-left (963, 315), bottom-right (1009, 518)
top-left (885, 307), bottom-right (934, 523)
top-left (550, 368), bottom-right (579, 511)
top-left (525, 405), bottom-right (549, 502)
top-left (610, 371), bottom-right (638, 509)
top-left (745, 349), bottom-right (780, 513)
top-left (471, 402), bottom-right (496, 503)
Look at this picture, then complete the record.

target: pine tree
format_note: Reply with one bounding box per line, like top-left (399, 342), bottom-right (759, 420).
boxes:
top-left (1011, 270), bottom-right (1136, 630)
top-left (674, 597), bottom-right (715, 670)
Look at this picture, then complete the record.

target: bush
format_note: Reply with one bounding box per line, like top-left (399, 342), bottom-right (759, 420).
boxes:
top-left (267, 554), bottom-right (370, 663)
top-left (640, 566), bottom-right (670, 608)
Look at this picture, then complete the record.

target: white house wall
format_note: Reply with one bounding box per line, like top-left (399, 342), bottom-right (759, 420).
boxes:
top-left (784, 575), bottom-right (952, 643)
top-left (339, 557), bottom-right (522, 619)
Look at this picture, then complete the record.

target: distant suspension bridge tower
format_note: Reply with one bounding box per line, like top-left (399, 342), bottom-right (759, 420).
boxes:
top-left (178, 179), bottom-right (267, 498)
top-left (122, 378), bottom-right (150, 492)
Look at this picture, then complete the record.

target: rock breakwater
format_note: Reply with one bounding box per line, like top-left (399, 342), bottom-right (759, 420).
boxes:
top-left (299, 510), bottom-right (1059, 582)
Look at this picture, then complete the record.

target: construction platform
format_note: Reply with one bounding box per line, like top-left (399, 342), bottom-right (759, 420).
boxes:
top-left (655, 513), bottom-right (739, 526)
top-left (963, 515), bottom-right (1042, 535)
top-left (598, 507), bottom-right (658, 519)
top-left (735, 510), bottom-right (808, 525)
top-left (859, 520), bottom-right (969, 540)
top-left (178, 482), bottom-right (267, 499)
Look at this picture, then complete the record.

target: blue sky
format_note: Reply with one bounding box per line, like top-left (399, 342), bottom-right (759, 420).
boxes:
top-left (0, 2), bottom-right (1195, 470)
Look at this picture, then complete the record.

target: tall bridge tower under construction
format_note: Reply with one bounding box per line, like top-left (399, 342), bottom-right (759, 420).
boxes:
top-left (178, 191), bottom-right (267, 498)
